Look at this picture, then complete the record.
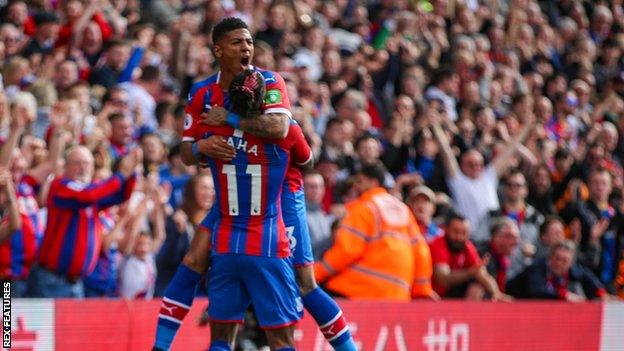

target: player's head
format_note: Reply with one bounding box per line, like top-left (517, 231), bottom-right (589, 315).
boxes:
top-left (212, 17), bottom-right (253, 75)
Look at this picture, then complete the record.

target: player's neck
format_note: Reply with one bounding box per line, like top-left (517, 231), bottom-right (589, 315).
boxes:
top-left (218, 70), bottom-right (234, 91)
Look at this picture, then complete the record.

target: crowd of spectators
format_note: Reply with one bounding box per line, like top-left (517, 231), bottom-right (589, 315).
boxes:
top-left (0, 0), bottom-right (623, 302)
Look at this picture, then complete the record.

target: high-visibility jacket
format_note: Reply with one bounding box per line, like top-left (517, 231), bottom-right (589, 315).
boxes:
top-left (314, 187), bottom-right (434, 300)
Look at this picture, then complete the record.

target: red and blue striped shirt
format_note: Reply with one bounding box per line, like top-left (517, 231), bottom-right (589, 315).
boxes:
top-left (185, 67), bottom-right (311, 257)
top-left (198, 122), bottom-right (312, 257)
top-left (0, 176), bottom-right (43, 280)
top-left (38, 173), bottom-right (135, 279)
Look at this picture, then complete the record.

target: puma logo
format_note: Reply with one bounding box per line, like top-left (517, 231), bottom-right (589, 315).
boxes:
top-left (161, 304), bottom-right (177, 316)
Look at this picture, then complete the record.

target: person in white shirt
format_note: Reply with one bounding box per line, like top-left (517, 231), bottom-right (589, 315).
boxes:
top-left (430, 106), bottom-right (534, 229)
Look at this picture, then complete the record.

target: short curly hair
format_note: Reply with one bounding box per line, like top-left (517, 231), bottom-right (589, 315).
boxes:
top-left (212, 17), bottom-right (248, 44)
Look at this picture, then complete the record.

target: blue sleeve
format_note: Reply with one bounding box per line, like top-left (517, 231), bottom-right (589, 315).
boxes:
top-left (118, 46), bottom-right (145, 83)
top-left (199, 206), bottom-right (219, 233)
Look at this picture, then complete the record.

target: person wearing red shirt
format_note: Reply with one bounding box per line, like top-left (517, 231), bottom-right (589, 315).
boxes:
top-left (28, 146), bottom-right (139, 298)
top-left (429, 212), bottom-right (513, 301)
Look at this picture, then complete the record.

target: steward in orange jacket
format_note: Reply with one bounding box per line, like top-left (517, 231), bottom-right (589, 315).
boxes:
top-left (314, 164), bottom-right (435, 301)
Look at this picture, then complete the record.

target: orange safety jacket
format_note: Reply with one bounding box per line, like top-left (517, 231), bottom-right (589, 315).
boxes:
top-left (314, 187), bottom-right (434, 300)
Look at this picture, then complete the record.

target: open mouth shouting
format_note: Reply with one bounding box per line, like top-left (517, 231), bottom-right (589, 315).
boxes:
top-left (241, 54), bottom-right (251, 68)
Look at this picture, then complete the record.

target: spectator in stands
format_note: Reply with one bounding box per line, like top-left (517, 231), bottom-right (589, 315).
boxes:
top-left (0, 103), bottom-right (65, 297)
top-left (22, 12), bottom-right (60, 58)
top-left (534, 216), bottom-right (567, 261)
top-left (482, 217), bottom-right (520, 293)
top-left (562, 168), bottom-right (623, 292)
top-left (0, 167), bottom-right (20, 242)
top-left (507, 241), bottom-right (608, 301)
top-left (155, 173), bottom-right (214, 296)
top-left (431, 107), bottom-right (533, 229)
top-left (28, 147), bottom-right (139, 298)
top-left (107, 112), bottom-right (136, 163)
top-left (118, 173), bottom-right (166, 299)
top-left (475, 170), bottom-right (544, 279)
top-left (429, 212), bottom-right (513, 301)
top-left (314, 163), bottom-right (435, 300)
top-left (424, 67), bottom-right (460, 122)
top-left (119, 65), bottom-right (161, 133)
top-left (303, 170), bottom-right (333, 261)
top-left (527, 164), bottom-right (557, 216)
top-left (89, 40), bottom-right (132, 88)
top-left (0, 167), bottom-right (23, 291)
top-left (407, 185), bottom-right (443, 243)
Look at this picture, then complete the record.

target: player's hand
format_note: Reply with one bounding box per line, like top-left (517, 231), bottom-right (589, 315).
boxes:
top-left (197, 136), bottom-right (236, 161)
top-left (200, 106), bottom-right (228, 126)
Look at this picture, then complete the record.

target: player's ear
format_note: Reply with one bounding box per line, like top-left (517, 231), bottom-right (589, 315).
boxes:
top-left (213, 45), bottom-right (222, 59)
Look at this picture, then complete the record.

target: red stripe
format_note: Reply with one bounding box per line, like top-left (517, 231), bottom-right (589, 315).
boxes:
top-left (260, 319), bottom-right (299, 330)
top-left (159, 300), bottom-right (190, 322)
top-left (245, 156), bottom-right (267, 255)
top-left (320, 315), bottom-right (348, 340)
top-left (0, 233), bottom-right (12, 278)
top-left (87, 219), bottom-right (103, 274)
top-left (54, 177), bottom-right (121, 203)
top-left (40, 210), bottom-right (72, 270)
top-left (19, 214), bottom-right (37, 278)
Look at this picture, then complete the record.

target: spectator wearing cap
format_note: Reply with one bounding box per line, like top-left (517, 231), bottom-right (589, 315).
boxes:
top-left (303, 170), bottom-right (333, 261)
top-left (430, 105), bottom-right (533, 229)
top-left (22, 11), bottom-right (60, 58)
top-left (429, 212), bottom-right (512, 301)
top-left (507, 241), bottom-right (608, 301)
top-left (407, 185), bottom-right (443, 244)
top-left (561, 168), bottom-right (623, 292)
top-left (474, 170), bottom-right (544, 279)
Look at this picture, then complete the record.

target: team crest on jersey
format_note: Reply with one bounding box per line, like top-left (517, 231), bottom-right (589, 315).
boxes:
top-left (184, 114), bottom-right (193, 130)
top-left (264, 89), bottom-right (282, 105)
